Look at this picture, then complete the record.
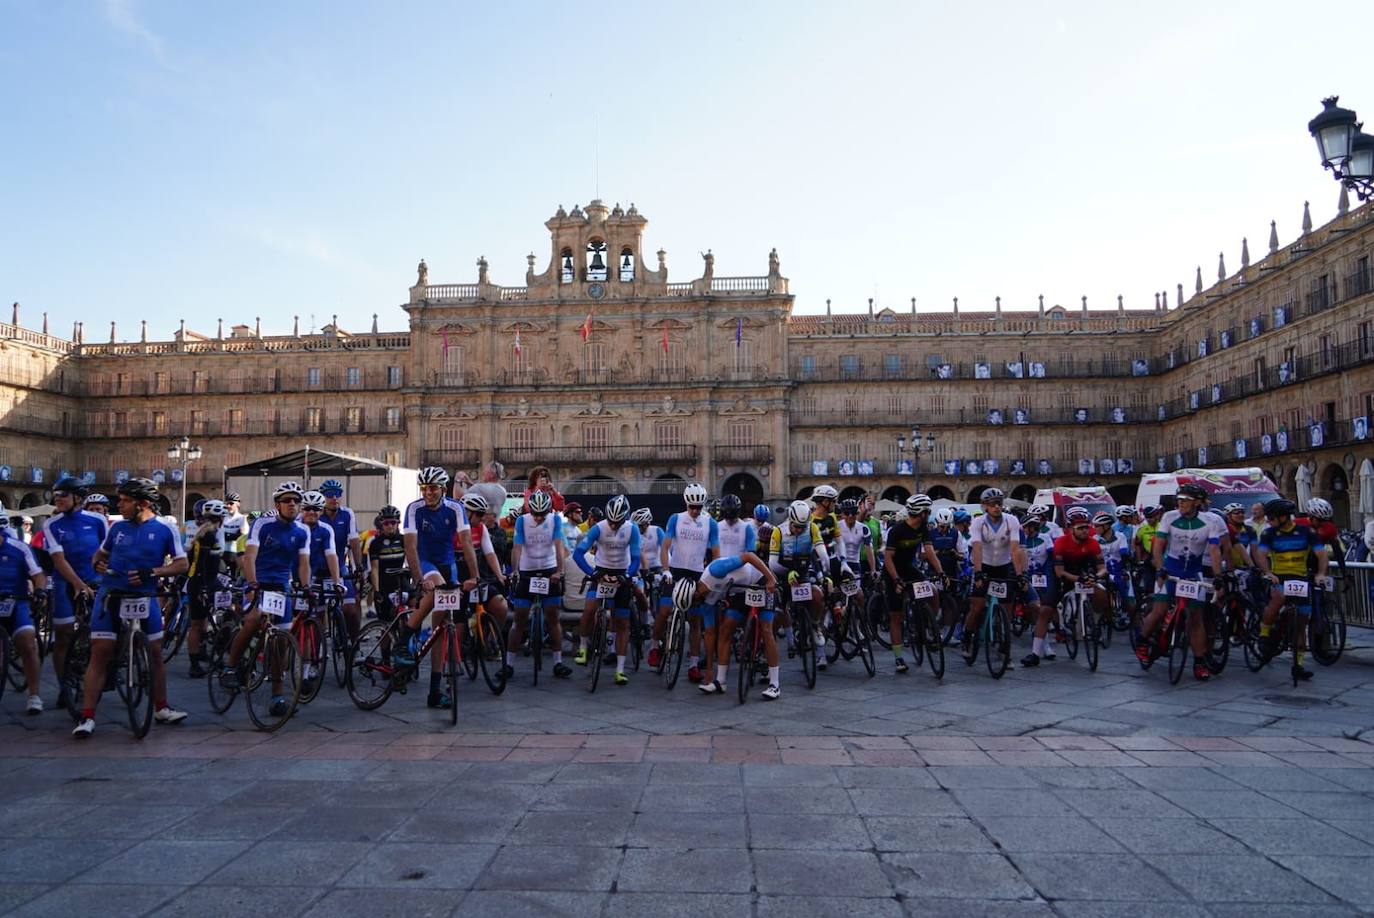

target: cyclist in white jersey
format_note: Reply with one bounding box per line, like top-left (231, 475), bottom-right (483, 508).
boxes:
top-left (649, 484), bottom-right (719, 682)
top-left (960, 489), bottom-right (1028, 656)
top-left (506, 491), bottom-right (571, 680)
top-left (573, 495), bottom-right (641, 684)
top-left (694, 494), bottom-right (778, 696)
top-left (631, 508), bottom-right (666, 630)
top-left (835, 500), bottom-right (877, 579)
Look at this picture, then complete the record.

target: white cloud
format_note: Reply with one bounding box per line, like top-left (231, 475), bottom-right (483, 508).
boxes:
top-left (102, 0), bottom-right (166, 61)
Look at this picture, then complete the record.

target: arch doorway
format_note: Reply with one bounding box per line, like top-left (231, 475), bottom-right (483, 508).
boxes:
top-left (838, 485), bottom-right (867, 504)
top-left (965, 484), bottom-right (991, 503)
top-left (1010, 484), bottom-right (1037, 503)
top-left (18, 492), bottom-right (42, 509)
top-left (881, 485), bottom-right (911, 503)
top-left (652, 473), bottom-right (685, 497)
top-left (1320, 462), bottom-right (1350, 527)
top-left (795, 485), bottom-right (815, 501)
top-left (925, 485), bottom-right (955, 502)
top-left (1107, 483), bottom-right (1137, 506)
top-left (187, 492), bottom-right (208, 514)
top-left (722, 472), bottom-right (764, 511)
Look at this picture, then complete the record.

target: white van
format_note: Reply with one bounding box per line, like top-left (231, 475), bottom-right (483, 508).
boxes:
top-left (1134, 467), bottom-right (1280, 512)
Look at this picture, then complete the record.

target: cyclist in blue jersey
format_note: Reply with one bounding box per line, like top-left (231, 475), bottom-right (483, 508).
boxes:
top-left (300, 491), bottom-right (342, 587)
top-left (318, 479), bottom-right (363, 639)
top-left (72, 478), bottom-right (189, 738)
top-left (397, 466), bottom-right (481, 709)
top-left (43, 475), bottom-right (109, 710)
top-left (0, 510), bottom-right (48, 715)
top-left (573, 495), bottom-right (641, 685)
top-left (218, 481), bottom-right (313, 717)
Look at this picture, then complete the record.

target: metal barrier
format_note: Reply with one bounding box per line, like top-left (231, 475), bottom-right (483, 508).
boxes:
top-left (1334, 561), bottom-right (1374, 628)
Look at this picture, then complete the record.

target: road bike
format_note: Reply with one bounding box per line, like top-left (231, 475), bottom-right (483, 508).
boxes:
top-left (459, 581), bottom-right (507, 696)
top-left (347, 583), bottom-right (463, 726)
top-left (656, 580), bottom-right (689, 690)
top-left (903, 578), bottom-right (945, 679)
top-left (208, 586), bottom-right (304, 732)
top-left (1055, 576), bottom-right (1102, 673)
top-left (824, 574), bottom-right (874, 677)
top-left (780, 575), bottom-right (819, 689)
top-left (962, 577), bottom-right (1012, 679)
top-left (732, 584), bottom-right (772, 704)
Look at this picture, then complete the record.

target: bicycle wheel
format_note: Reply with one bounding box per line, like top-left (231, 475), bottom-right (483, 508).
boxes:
top-left (159, 596), bottom-right (186, 663)
top-left (1207, 606), bottom-right (1231, 675)
top-left (795, 614), bottom-right (817, 689)
top-left (4, 626), bottom-right (23, 692)
top-left (461, 620), bottom-right (479, 680)
top-left (346, 619), bottom-right (397, 710)
top-left (445, 625), bottom-right (460, 727)
top-left (1310, 592), bottom-right (1344, 666)
top-left (1241, 606), bottom-right (1266, 672)
top-left (921, 603), bottom-right (945, 680)
top-left (587, 613), bottom-right (606, 693)
top-left (851, 598), bottom-right (875, 677)
top-left (530, 606), bottom-right (544, 687)
top-left (126, 631), bottom-right (154, 739)
top-left (986, 604), bottom-right (1010, 680)
top-left (476, 613), bottom-right (508, 696)
top-left (1084, 609), bottom-right (1099, 672)
top-left (205, 624), bottom-right (239, 714)
top-left (1099, 595), bottom-right (1114, 648)
top-left (1288, 605), bottom-right (1304, 687)
top-left (825, 607), bottom-right (843, 664)
top-left (1166, 612), bottom-right (1188, 685)
top-left (329, 609), bottom-right (349, 688)
top-left (868, 590), bottom-right (892, 650)
top-left (1010, 602), bottom-right (1028, 637)
top-left (63, 626), bottom-right (91, 723)
top-left (901, 600), bottom-right (923, 667)
top-left (0, 625), bottom-right (9, 704)
top-left (1062, 599), bottom-right (1080, 660)
top-left (245, 629), bottom-right (301, 732)
top-left (296, 619), bottom-right (325, 705)
top-left (666, 609), bottom-right (687, 689)
top-left (963, 607), bottom-right (981, 666)
top-left (736, 617), bottom-right (756, 704)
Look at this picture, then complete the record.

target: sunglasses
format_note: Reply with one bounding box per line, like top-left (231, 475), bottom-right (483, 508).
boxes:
top-left (277, 497), bottom-right (301, 505)
top-left (1071, 523), bottom-right (1091, 530)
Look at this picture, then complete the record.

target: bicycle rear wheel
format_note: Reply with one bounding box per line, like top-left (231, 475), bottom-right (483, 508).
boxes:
top-left (851, 599), bottom-right (875, 677)
top-left (530, 606), bottom-right (544, 687)
top-left (346, 620), bottom-right (397, 710)
top-left (206, 623), bottom-right (240, 714)
top-left (1241, 606), bottom-right (1266, 672)
top-left (921, 604), bottom-right (945, 680)
top-left (329, 608), bottom-right (349, 688)
top-left (446, 625), bottom-right (460, 727)
top-left (245, 629), bottom-right (301, 732)
top-left (903, 600), bottom-right (924, 667)
top-left (1310, 592), bottom-right (1345, 666)
top-left (868, 590), bottom-right (892, 650)
top-left (3, 627), bottom-right (22, 692)
top-left (587, 613), bottom-right (606, 693)
top-left (126, 631), bottom-right (154, 739)
top-left (736, 617), bottom-right (757, 704)
top-left (1062, 599), bottom-right (1080, 660)
top-left (1010, 602), bottom-right (1029, 638)
top-left (1207, 606), bottom-right (1231, 675)
top-left (476, 613), bottom-right (508, 696)
top-left (63, 626), bottom-right (91, 723)
top-left (1084, 609), bottom-right (1099, 672)
top-left (1166, 611), bottom-right (1188, 685)
top-left (795, 614), bottom-right (817, 689)
top-left (664, 609), bottom-right (686, 690)
top-left (160, 596), bottom-right (188, 663)
top-left (296, 619), bottom-right (325, 705)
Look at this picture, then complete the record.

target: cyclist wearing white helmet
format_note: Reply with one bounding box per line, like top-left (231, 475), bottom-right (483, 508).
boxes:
top-left (653, 484), bottom-right (720, 683)
top-left (960, 488), bottom-right (1030, 660)
top-left (573, 494), bottom-right (641, 685)
top-left (767, 498), bottom-right (831, 664)
top-left (882, 493), bottom-right (949, 674)
top-left (506, 489), bottom-right (572, 680)
top-left (183, 498), bottom-right (226, 679)
top-left (692, 509), bottom-right (779, 698)
top-left (809, 484), bottom-right (841, 563)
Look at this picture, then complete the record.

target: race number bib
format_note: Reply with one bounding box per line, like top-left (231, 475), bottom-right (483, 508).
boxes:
top-left (119, 597), bottom-right (151, 620)
top-left (987, 581), bottom-right (1008, 599)
top-left (433, 589), bottom-right (462, 612)
top-left (213, 591), bottom-right (232, 611)
top-left (0, 599), bottom-right (13, 617)
top-left (259, 591), bottom-right (287, 618)
top-left (528, 576), bottom-right (550, 596)
top-left (1174, 580), bottom-right (1203, 600)
top-left (840, 580), bottom-right (860, 597)
top-left (295, 597), bottom-right (311, 612)
top-left (596, 581), bottom-right (618, 599)
top-left (1320, 576), bottom-right (1334, 592)
top-left (1283, 580), bottom-right (1310, 598)
top-left (1031, 574), bottom-right (1048, 589)
top-left (1074, 582), bottom-right (1094, 595)
top-left (469, 587), bottom-right (484, 605)
top-left (911, 581), bottom-right (935, 599)
top-left (745, 588), bottom-right (767, 607)
top-left (790, 582), bottom-right (813, 602)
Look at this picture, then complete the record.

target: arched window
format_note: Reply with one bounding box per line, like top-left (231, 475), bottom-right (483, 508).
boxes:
top-left (560, 248), bottom-right (574, 284)
top-left (586, 239), bottom-right (608, 281)
top-left (619, 247), bottom-right (635, 282)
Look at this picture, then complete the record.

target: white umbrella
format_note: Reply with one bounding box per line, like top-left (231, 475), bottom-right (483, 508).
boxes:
top-left (1358, 459), bottom-right (1374, 522)
top-left (1295, 463), bottom-right (1314, 510)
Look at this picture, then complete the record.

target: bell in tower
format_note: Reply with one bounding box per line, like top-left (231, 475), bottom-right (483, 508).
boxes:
top-left (586, 239), bottom-right (608, 281)
top-left (590, 250), bottom-right (606, 272)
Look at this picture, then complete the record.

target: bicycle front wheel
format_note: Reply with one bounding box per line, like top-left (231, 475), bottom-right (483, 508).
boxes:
top-left (330, 609), bottom-right (349, 687)
top-left (126, 631), bottom-right (154, 739)
top-left (63, 626), bottom-right (91, 723)
top-left (1311, 592), bottom-right (1345, 666)
top-left (476, 614), bottom-right (507, 696)
top-left (1084, 610), bottom-right (1099, 673)
top-left (736, 616), bottom-right (756, 704)
top-left (446, 625), bottom-right (460, 727)
top-left (664, 610), bottom-right (686, 690)
top-left (1062, 599), bottom-right (1080, 660)
top-left (245, 629), bottom-right (301, 732)
top-left (587, 613), bottom-right (606, 694)
top-left (161, 597), bottom-right (188, 663)
top-left (1166, 611), bottom-right (1188, 685)
top-left (919, 603), bottom-right (945, 680)
top-left (986, 605), bottom-right (1010, 680)
top-left (868, 590), bottom-right (892, 650)
top-left (0, 625), bottom-right (10, 704)
top-left (851, 599), bottom-right (875, 677)
top-left (296, 619), bottom-right (325, 705)
top-left (530, 606), bottom-right (544, 687)
top-left (796, 615), bottom-right (817, 689)
top-left (206, 624), bottom-right (240, 714)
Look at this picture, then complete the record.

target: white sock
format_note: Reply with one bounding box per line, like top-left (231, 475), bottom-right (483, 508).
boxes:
top-left (506, 651), bottom-right (516, 666)
top-left (1032, 637), bottom-right (1044, 656)
top-left (579, 636), bottom-right (588, 650)
top-left (553, 651), bottom-right (562, 664)
top-left (616, 656), bottom-right (625, 674)
top-left (768, 665), bottom-right (780, 685)
top-left (715, 664), bottom-right (728, 684)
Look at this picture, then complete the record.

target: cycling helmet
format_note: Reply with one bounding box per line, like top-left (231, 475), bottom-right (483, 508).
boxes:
top-left (1092, 512), bottom-right (1114, 526)
top-left (417, 466), bottom-right (450, 487)
top-left (273, 480), bottom-right (304, 501)
top-left (461, 493), bottom-right (489, 515)
top-left (952, 509), bottom-right (971, 524)
top-left (84, 493), bottom-right (109, 507)
top-left (1176, 483), bottom-right (1207, 501)
top-left (117, 477), bottom-right (159, 504)
top-left (933, 508), bottom-right (955, 526)
top-left (319, 478), bottom-right (344, 497)
top-left (587, 506), bottom-right (605, 523)
top-left (563, 501), bottom-right (582, 516)
top-left (1264, 498), bottom-right (1296, 518)
top-left (224, 491), bottom-right (241, 503)
top-left (192, 499), bottom-right (207, 518)
top-left (606, 494), bottom-right (631, 523)
top-left (672, 577), bottom-right (698, 612)
top-left (201, 499), bottom-right (226, 519)
top-left (1222, 502), bottom-right (1246, 515)
top-left (705, 498), bottom-right (722, 520)
top-left (719, 494), bottom-right (742, 519)
top-left (527, 490), bottom-right (553, 514)
top-left (1024, 510), bottom-right (1044, 524)
top-left (812, 484), bottom-right (838, 502)
top-left (379, 504), bottom-right (401, 521)
top-left (1115, 505), bottom-right (1135, 519)
top-left (1065, 506), bottom-right (1092, 524)
top-left (905, 494), bottom-right (932, 514)
top-left (1029, 503), bottom-right (1051, 518)
top-left (1306, 497), bottom-right (1333, 520)
top-left (837, 498), bottom-right (860, 515)
top-left (753, 504), bottom-right (771, 523)
top-left (787, 500), bottom-right (812, 526)
top-left (683, 483), bottom-right (708, 507)
top-left (300, 490), bottom-right (326, 511)
top-left (1142, 504), bottom-right (1163, 517)
top-left (981, 488), bottom-right (1005, 504)
top-left (52, 476), bottom-right (85, 497)
top-left (632, 508), bottom-right (654, 526)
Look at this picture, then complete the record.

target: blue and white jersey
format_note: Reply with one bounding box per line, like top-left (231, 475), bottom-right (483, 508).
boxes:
top-left (402, 498), bottom-right (468, 567)
top-left (0, 535), bottom-right (41, 595)
top-left (1096, 531), bottom-right (1130, 573)
top-left (247, 516), bottom-right (311, 586)
top-left (43, 510), bottom-right (109, 582)
top-left (575, 520), bottom-right (641, 576)
top-left (305, 521), bottom-right (338, 578)
top-left (100, 516), bottom-right (185, 596)
top-left (1113, 521), bottom-right (1136, 548)
top-left (716, 519), bottom-right (757, 560)
top-left (320, 506), bottom-right (359, 571)
top-left (1021, 528), bottom-right (1054, 575)
top-left (665, 511), bottom-right (718, 572)
top-left (514, 512), bottom-right (563, 572)
top-left (637, 525), bottom-right (665, 570)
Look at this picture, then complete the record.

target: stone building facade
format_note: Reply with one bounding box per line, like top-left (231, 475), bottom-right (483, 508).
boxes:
top-left (1, 198), bottom-right (1371, 525)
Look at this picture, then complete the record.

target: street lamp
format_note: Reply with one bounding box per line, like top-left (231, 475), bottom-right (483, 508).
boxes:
top-left (897, 426), bottom-right (937, 495)
top-left (166, 435), bottom-right (203, 523)
top-left (1309, 96), bottom-right (1374, 201)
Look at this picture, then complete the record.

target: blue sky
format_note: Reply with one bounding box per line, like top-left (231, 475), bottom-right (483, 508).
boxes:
top-left (1, 2), bottom-right (1366, 339)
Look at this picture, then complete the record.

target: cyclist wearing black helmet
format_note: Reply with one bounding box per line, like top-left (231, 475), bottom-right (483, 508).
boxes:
top-left (220, 491), bottom-right (247, 577)
top-left (367, 505), bottom-right (408, 622)
top-left (43, 475), bottom-right (108, 710)
top-left (1254, 498), bottom-right (1329, 680)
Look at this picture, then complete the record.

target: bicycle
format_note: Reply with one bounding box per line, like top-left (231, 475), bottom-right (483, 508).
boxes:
top-left (866, 572), bottom-right (892, 650)
top-left (780, 574), bottom-right (819, 689)
top-left (159, 576), bottom-right (189, 663)
top-left (1055, 576), bottom-right (1101, 673)
top-left (655, 580), bottom-right (689, 690)
top-left (346, 583), bottom-right (463, 726)
top-left (1244, 577), bottom-right (1317, 687)
top-left (734, 584), bottom-right (772, 704)
top-left (583, 574), bottom-right (620, 694)
top-left (1309, 572), bottom-right (1346, 666)
top-left (904, 579), bottom-right (945, 679)
top-left (326, 580), bottom-right (353, 687)
top-left (101, 590), bottom-right (156, 739)
top-left (209, 586), bottom-right (304, 732)
top-left (962, 577), bottom-right (1012, 679)
top-left (458, 582), bottom-right (507, 696)
top-left (292, 588), bottom-right (329, 705)
top-left (825, 574), bottom-right (875, 677)
top-left (1143, 576), bottom-right (1203, 686)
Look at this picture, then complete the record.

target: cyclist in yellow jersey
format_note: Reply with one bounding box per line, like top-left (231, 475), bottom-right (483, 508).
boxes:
top-left (1254, 498), bottom-right (1328, 680)
top-left (769, 500), bottom-right (829, 656)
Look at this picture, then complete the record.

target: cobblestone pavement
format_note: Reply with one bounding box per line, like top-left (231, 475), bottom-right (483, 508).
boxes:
top-left (1, 635), bottom-right (1373, 915)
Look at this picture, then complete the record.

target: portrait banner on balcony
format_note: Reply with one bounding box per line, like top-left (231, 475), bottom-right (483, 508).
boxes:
top-left (983, 459), bottom-right (1000, 475)
top-left (1028, 362), bottom-right (1046, 378)
top-left (1211, 384), bottom-right (1222, 403)
top-left (1073, 408), bottom-right (1089, 424)
top-left (151, 469), bottom-right (166, 484)
top-left (1158, 405), bottom-right (1166, 421)
top-left (82, 471), bottom-right (96, 486)
top-left (811, 460), bottom-right (828, 476)
top-left (0, 466), bottom-right (10, 481)
top-left (857, 460), bottom-right (874, 476)
top-left (1276, 430), bottom-right (1289, 452)
top-left (1156, 457), bottom-right (1167, 472)
top-left (838, 460), bottom-right (855, 477)
top-left (1278, 362), bottom-right (1293, 384)
top-left (1110, 408), bottom-right (1127, 424)
top-left (943, 460), bottom-right (961, 476)
top-left (1010, 459), bottom-right (1027, 476)
top-left (935, 363), bottom-right (953, 379)
top-left (1260, 434), bottom-right (1273, 455)
top-left (115, 470), bottom-right (130, 484)
top-left (1198, 447), bottom-right (1208, 465)
top-left (987, 409), bottom-right (1004, 426)
top-left (896, 459), bottom-right (914, 475)
top-left (59, 469), bottom-right (73, 482)
top-left (1220, 330), bottom-right (1233, 349)
top-left (1354, 417), bottom-right (1369, 441)
top-left (1118, 459), bottom-right (1134, 474)
top-left (170, 468), bottom-right (184, 482)
top-left (1273, 306), bottom-right (1287, 328)
top-left (1077, 459), bottom-right (1093, 476)
top-left (1132, 359), bottom-right (1149, 377)
top-left (1099, 459), bottom-right (1116, 475)
top-left (974, 362), bottom-right (991, 379)
top-left (1013, 408), bottom-right (1030, 425)
top-left (1174, 453), bottom-right (1184, 470)
top-left (1249, 317), bottom-right (1263, 339)
top-left (1235, 439), bottom-right (1248, 459)
top-left (1198, 338), bottom-right (1208, 358)
top-left (1310, 423), bottom-right (1324, 448)
top-left (1189, 392), bottom-right (1200, 410)
top-left (965, 460), bottom-right (982, 476)
top-left (30, 467), bottom-right (43, 484)
top-left (1006, 361), bottom-right (1023, 378)
top-left (1037, 459), bottom-right (1053, 476)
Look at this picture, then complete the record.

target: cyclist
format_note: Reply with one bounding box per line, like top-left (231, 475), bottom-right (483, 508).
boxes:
top-left (1017, 509), bottom-right (1055, 661)
top-left (652, 483), bottom-right (718, 682)
top-left (183, 498), bottom-right (226, 679)
top-left (506, 490), bottom-right (571, 680)
top-left (928, 508), bottom-right (965, 643)
top-left (961, 489), bottom-right (1028, 660)
top-left (769, 499), bottom-right (829, 659)
top-left (632, 508), bottom-right (667, 639)
top-left (1094, 510), bottom-right (1135, 624)
top-left (367, 505), bottom-right (407, 624)
top-left (1029, 503), bottom-right (1063, 541)
top-left (84, 493), bottom-right (110, 518)
top-left (1134, 483), bottom-right (1224, 681)
top-left (753, 504), bottom-right (774, 557)
top-left (0, 510), bottom-right (48, 714)
top-left (1255, 498), bottom-right (1329, 681)
top-left (219, 491), bottom-right (247, 578)
top-left (1133, 504), bottom-right (1165, 597)
top-left (1222, 502), bottom-right (1257, 572)
top-left (1031, 507), bottom-right (1108, 668)
top-left (299, 490), bottom-right (341, 693)
top-left (883, 494), bottom-right (947, 673)
top-left (73, 477), bottom-right (189, 737)
top-left (396, 467), bottom-right (482, 710)
top-left (458, 492), bottom-right (510, 627)
top-left (318, 479), bottom-right (364, 641)
top-left (220, 481), bottom-right (312, 717)
top-left (1304, 498), bottom-right (1344, 560)
top-left (692, 520), bottom-right (778, 697)
top-left (1113, 505), bottom-right (1137, 548)
top-left (573, 494), bottom-right (640, 685)
top-left (42, 475), bottom-right (108, 709)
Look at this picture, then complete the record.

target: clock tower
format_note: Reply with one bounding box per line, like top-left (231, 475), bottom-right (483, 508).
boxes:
top-left (525, 200), bottom-right (669, 300)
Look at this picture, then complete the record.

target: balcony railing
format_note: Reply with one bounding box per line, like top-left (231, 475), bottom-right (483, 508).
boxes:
top-left (715, 444), bottom-right (773, 464)
top-left (421, 449), bottom-right (481, 469)
top-left (1166, 415), bottom-right (1368, 469)
top-left (493, 445), bottom-right (697, 467)
top-left (80, 367), bottom-right (405, 397)
top-left (83, 417), bottom-right (406, 439)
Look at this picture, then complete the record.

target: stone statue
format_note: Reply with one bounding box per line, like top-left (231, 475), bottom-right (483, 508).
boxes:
top-left (518, 397), bottom-right (530, 417)
top-left (662, 395), bottom-right (674, 414)
top-left (657, 248), bottom-right (666, 271)
top-left (702, 250), bottom-right (714, 282)
top-left (477, 256), bottom-right (489, 285)
top-left (417, 259), bottom-right (429, 286)
top-left (768, 248), bottom-right (780, 275)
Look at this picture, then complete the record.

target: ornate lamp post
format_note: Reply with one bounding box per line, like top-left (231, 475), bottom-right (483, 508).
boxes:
top-left (897, 426), bottom-right (937, 495)
top-left (1309, 96), bottom-right (1374, 201)
top-left (166, 435), bottom-right (202, 522)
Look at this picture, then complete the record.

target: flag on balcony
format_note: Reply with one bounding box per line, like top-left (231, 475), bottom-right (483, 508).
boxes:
top-left (513, 327), bottom-right (522, 357)
top-left (580, 313), bottom-right (593, 343)
top-left (660, 325), bottom-right (669, 355)
top-left (735, 317), bottom-right (742, 348)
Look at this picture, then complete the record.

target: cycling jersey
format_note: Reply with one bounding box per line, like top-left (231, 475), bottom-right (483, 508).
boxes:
top-left (1054, 534), bottom-right (1103, 575)
top-left (863, 517), bottom-right (883, 553)
top-left (770, 521), bottom-right (824, 573)
top-left (1259, 523), bottom-right (1326, 577)
top-left (247, 516), bottom-right (310, 587)
top-left (835, 519), bottom-right (870, 566)
top-left (187, 525), bottom-right (223, 581)
top-left (0, 535), bottom-right (41, 596)
top-left (43, 510), bottom-right (108, 582)
top-left (1136, 521), bottom-right (1159, 554)
top-left (1113, 521), bottom-right (1136, 547)
top-left (402, 497), bottom-right (469, 567)
top-left (368, 531), bottom-right (407, 579)
top-left (968, 514), bottom-right (1023, 567)
top-left (637, 524), bottom-right (665, 570)
top-left (1226, 522), bottom-right (1255, 570)
top-left (514, 512), bottom-right (563, 572)
top-left (1095, 531), bottom-right (1130, 566)
top-left (813, 511), bottom-right (839, 551)
top-left (304, 521), bottom-right (338, 579)
top-left (1312, 520), bottom-right (1344, 560)
top-left (574, 520), bottom-right (641, 577)
top-left (220, 511), bottom-right (247, 550)
top-left (100, 516), bottom-right (186, 596)
top-left (664, 511), bottom-right (717, 573)
top-left (716, 519), bottom-right (757, 559)
top-left (883, 519), bottom-right (928, 576)
top-left (1156, 510), bottom-right (1225, 579)
top-left (1021, 529), bottom-right (1054, 574)
top-left (928, 526), bottom-right (961, 559)
top-left (320, 506), bottom-right (360, 571)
